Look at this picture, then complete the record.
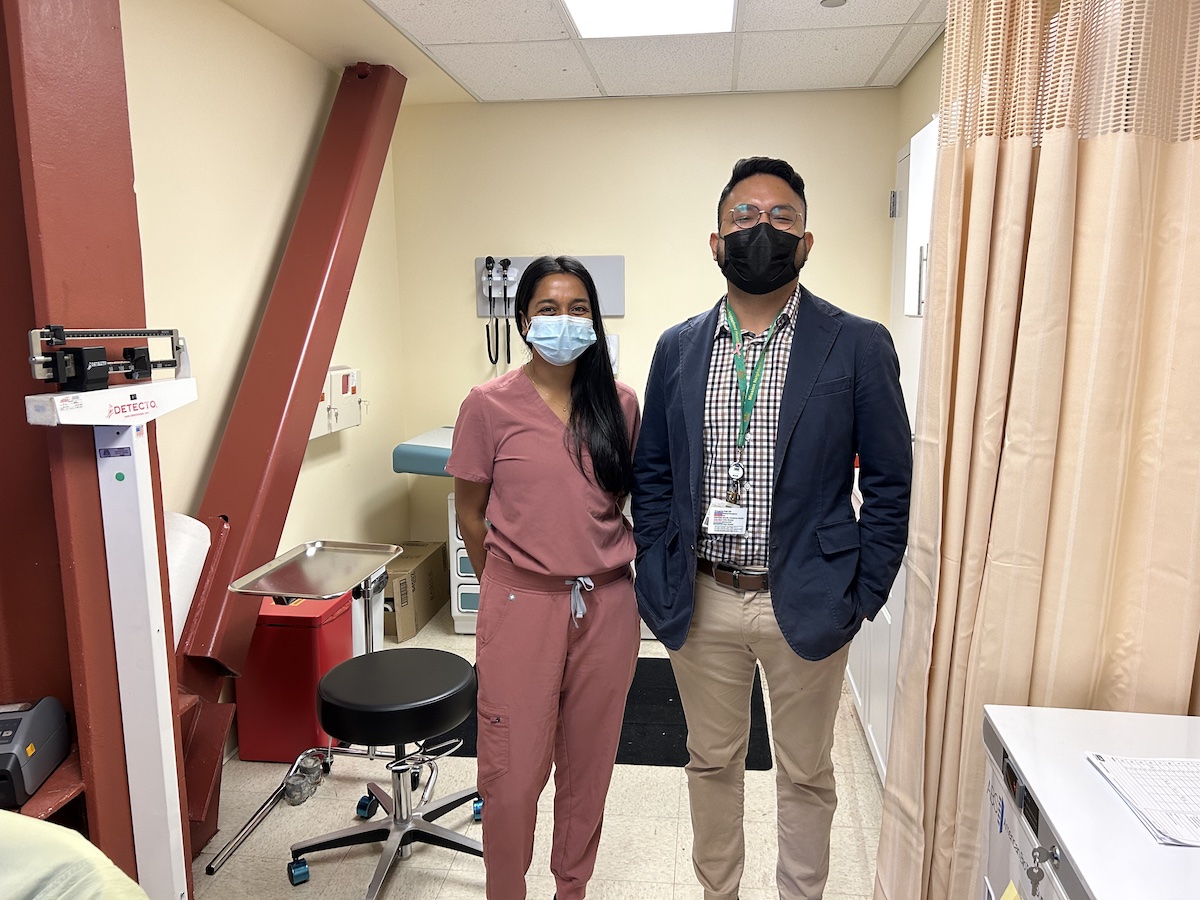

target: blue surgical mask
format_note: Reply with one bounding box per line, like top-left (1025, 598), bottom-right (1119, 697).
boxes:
top-left (524, 315), bottom-right (597, 366)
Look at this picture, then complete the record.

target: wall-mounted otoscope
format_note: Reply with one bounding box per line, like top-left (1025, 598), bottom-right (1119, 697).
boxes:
top-left (499, 258), bottom-right (512, 364)
top-left (474, 256), bottom-right (627, 370)
top-left (484, 256), bottom-right (499, 365)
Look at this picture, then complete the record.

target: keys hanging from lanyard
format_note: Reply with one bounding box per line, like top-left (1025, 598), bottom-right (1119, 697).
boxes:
top-left (726, 461), bottom-right (745, 504)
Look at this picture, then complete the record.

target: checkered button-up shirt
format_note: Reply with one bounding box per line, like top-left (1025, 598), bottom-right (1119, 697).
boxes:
top-left (698, 286), bottom-right (800, 568)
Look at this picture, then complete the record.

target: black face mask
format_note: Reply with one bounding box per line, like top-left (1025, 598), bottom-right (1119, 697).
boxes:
top-left (719, 222), bottom-right (802, 295)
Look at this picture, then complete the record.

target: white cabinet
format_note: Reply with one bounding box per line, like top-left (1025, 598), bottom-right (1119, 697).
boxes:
top-left (844, 118), bottom-right (934, 780)
top-left (326, 365), bottom-right (361, 432)
top-left (309, 379), bottom-right (330, 440)
top-left (892, 115), bottom-right (936, 432)
top-left (310, 365), bottom-right (363, 439)
top-left (904, 118), bottom-right (937, 319)
top-left (844, 551), bottom-right (907, 779)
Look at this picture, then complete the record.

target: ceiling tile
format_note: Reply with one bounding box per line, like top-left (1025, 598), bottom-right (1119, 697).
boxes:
top-left (233, 0), bottom-right (948, 105)
top-left (739, 0), bottom-right (924, 31)
top-left (584, 34), bottom-right (736, 97)
top-left (224, 0), bottom-right (473, 105)
top-left (737, 26), bottom-right (903, 91)
top-left (429, 40), bottom-right (601, 101)
top-left (368, 0), bottom-right (572, 45)
top-left (914, 0), bottom-right (950, 25)
top-left (870, 22), bottom-right (944, 86)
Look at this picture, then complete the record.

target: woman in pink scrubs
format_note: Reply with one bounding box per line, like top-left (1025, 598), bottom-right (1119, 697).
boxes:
top-left (448, 256), bottom-right (641, 900)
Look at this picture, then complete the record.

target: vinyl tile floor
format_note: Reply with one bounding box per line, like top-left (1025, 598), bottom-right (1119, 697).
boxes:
top-left (192, 605), bottom-right (882, 899)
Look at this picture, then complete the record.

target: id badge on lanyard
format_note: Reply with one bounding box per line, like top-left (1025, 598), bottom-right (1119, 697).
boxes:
top-left (703, 499), bottom-right (750, 534)
top-left (702, 304), bottom-right (782, 538)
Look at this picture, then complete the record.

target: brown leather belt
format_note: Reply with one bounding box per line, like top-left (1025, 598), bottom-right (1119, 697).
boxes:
top-left (696, 558), bottom-right (769, 592)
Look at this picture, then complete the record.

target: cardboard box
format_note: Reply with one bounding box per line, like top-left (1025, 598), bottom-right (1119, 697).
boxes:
top-left (384, 541), bottom-right (450, 642)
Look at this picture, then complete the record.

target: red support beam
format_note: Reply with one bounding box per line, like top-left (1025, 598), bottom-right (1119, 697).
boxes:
top-left (1, 0), bottom-right (190, 878)
top-left (178, 63), bottom-right (406, 700)
top-left (0, 0), bottom-right (71, 718)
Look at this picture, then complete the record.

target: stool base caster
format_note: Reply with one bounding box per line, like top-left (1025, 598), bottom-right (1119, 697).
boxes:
top-left (287, 858), bottom-right (309, 886)
top-left (472, 797), bottom-right (484, 822)
top-left (356, 794), bottom-right (380, 818)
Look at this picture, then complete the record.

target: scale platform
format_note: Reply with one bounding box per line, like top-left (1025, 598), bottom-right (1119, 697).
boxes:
top-left (231, 541), bottom-right (402, 601)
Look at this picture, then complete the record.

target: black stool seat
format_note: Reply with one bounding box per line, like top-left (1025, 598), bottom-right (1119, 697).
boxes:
top-left (318, 648), bottom-right (476, 747)
top-left (290, 648), bottom-right (482, 899)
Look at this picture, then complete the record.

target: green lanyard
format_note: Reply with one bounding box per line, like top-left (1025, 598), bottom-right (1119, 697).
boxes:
top-left (725, 302), bottom-right (784, 449)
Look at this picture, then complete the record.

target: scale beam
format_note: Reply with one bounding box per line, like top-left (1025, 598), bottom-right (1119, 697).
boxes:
top-left (28, 324), bottom-right (191, 389)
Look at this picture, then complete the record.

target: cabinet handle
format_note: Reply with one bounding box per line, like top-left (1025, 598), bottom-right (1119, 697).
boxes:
top-left (917, 244), bottom-right (929, 316)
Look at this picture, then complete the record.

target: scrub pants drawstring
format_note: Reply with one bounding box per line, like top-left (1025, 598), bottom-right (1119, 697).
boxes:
top-left (566, 576), bottom-right (594, 627)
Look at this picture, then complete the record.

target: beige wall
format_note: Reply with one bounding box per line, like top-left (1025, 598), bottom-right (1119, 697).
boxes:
top-left (278, 154), bottom-right (411, 549)
top-left (897, 33), bottom-right (944, 147)
top-left (390, 80), bottom-right (945, 540)
top-left (121, 0), bottom-right (410, 548)
top-left (120, 0), bottom-right (943, 551)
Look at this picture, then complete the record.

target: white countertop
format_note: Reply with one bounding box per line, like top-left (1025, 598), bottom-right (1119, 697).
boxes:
top-left (984, 704), bottom-right (1200, 900)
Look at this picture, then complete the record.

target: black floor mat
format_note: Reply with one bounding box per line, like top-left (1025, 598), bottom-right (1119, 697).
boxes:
top-left (432, 656), bottom-right (773, 770)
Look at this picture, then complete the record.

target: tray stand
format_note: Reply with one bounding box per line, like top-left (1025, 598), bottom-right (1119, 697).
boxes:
top-left (207, 541), bottom-right (402, 875)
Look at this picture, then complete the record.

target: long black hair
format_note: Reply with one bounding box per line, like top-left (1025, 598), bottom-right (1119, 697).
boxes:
top-left (515, 256), bottom-right (634, 497)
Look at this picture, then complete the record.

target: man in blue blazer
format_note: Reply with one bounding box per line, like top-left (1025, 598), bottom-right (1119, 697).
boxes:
top-left (632, 157), bottom-right (911, 900)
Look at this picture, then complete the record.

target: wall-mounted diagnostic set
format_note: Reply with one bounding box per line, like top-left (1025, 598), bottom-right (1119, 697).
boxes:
top-left (473, 255), bottom-right (625, 368)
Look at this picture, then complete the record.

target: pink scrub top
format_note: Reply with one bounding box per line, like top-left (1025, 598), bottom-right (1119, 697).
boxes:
top-left (447, 368), bottom-right (641, 578)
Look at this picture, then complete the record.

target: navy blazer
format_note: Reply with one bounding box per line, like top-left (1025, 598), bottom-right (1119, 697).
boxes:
top-left (631, 287), bottom-right (912, 660)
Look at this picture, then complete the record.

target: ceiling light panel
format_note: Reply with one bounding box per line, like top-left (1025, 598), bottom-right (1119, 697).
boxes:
top-left (563, 0), bottom-right (736, 38)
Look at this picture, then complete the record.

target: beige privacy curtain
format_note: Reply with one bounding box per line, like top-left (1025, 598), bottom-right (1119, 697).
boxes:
top-left (875, 2), bottom-right (1200, 898)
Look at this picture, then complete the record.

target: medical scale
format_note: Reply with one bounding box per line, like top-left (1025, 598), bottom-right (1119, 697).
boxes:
top-left (25, 325), bottom-right (196, 900)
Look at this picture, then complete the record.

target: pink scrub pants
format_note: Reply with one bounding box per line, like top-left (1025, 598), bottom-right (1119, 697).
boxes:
top-left (474, 555), bottom-right (641, 900)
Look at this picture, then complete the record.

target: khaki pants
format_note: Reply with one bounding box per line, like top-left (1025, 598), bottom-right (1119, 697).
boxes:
top-left (669, 572), bottom-right (850, 900)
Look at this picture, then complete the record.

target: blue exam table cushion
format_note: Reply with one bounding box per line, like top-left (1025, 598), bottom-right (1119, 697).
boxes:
top-left (392, 426), bottom-right (453, 476)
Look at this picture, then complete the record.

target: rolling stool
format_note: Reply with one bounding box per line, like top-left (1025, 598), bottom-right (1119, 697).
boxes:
top-left (286, 648), bottom-right (482, 898)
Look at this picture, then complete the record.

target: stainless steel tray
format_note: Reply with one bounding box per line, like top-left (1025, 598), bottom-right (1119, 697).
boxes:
top-left (229, 541), bottom-right (403, 599)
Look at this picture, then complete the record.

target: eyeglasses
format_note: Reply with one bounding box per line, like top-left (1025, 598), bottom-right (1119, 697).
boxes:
top-left (726, 203), bottom-right (802, 231)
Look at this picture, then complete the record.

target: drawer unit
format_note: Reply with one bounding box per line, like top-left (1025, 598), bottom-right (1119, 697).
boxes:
top-left (454, 547), bottom-right (475, 579)
top-left (456, 582), bottom-right (480, 614)
top-left (448, 492), bottom-right (479, 634)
